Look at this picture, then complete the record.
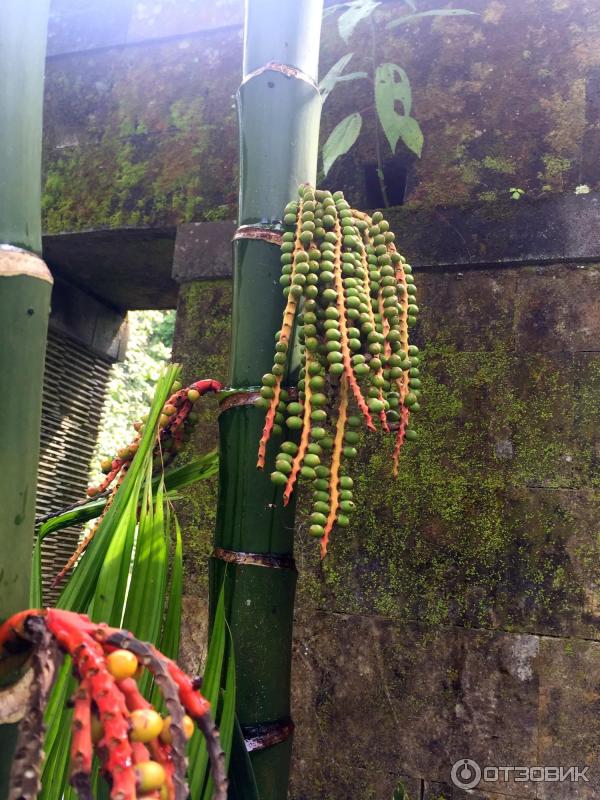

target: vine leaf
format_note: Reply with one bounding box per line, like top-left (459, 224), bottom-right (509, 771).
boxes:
top-left (375, 63), bottom-right (423, 157)
top-left (387, 8), bottom-right (478, 29)
top-left (338, 0), bottom-right (381, 42)
top-left (322, 112), bottom-right (362, 176)
top-left (319, 53), bottom-right (368, 104)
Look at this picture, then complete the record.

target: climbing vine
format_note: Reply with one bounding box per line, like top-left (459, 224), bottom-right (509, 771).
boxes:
top-left (257, 185), bottom-right (421, 555)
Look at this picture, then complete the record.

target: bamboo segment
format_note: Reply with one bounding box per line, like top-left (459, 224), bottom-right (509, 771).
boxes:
top-left (211, 1), bottom-right (323, 796)
top-left (0, 2), bottom-right (51, 794)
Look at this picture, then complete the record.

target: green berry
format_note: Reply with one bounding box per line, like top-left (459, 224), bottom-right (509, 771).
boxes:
top-left (271, 471), bottom-right (287, 485)
top-left (309, 524), bottom-right (325, 538)
top-left (275, 459), bottom-right (292, 475)
top-left (286, 415), bottom-right (303, 429)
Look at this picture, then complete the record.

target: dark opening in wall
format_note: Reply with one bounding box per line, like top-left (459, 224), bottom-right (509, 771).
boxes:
top-left (364, 158), bottom-right (408, 207)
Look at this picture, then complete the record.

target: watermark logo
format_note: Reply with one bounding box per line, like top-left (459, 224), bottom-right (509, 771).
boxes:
top-left (451, 759), bottom-right (589, 790)
top-left (451, 759), bottom-right (481, 790)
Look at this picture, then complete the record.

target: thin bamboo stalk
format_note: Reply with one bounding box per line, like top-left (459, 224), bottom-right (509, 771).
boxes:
top-left (0, 2), bottom-right (52, 794)
top-left (210, 2), bottom-right (323, 796)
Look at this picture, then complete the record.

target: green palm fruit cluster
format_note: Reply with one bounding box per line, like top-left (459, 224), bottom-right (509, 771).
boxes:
top-left (256, 185), bottom-right (422, 555)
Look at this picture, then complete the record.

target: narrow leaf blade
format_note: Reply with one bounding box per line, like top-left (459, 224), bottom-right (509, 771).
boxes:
top-left (319, 53), bottom-right (367, 103)
top-left (338, 0), bottom-right (381, 42)
top-left (322, 112), bottom-right (362, 176)
top-left (387, 8), bottom-right (478, 29)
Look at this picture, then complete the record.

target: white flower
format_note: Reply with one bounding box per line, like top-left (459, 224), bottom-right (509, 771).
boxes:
top-left (575, 184), bottom-right (590, 195)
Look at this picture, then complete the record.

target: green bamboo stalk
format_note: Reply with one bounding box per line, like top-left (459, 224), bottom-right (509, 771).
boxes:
top-left (210, 2), bottom-right (323, 797)
top-left (0, 1), bottom-right (52, 794)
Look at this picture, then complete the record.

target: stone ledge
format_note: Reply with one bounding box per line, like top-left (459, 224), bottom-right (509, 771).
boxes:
top-left (172, 221), bottom-right (237, 283)
top-left (387, 193), bottom-right (600, 269)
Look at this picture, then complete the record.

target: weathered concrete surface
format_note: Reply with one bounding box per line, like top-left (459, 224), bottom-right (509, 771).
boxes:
top-left (43, 227), bottom-right (177, 310)
top-left (48, 0), bottom-right (243, 56)
top-left (171, 249), bottom-right (600, 797)
top-left (290, 613), bottom-right (541, 799)
top-left (173, 221), bottom-right (236, 282)
top-left (42, 0), bottom-right (600, 794)
top-left (43, 0), bottom-right (600, 232)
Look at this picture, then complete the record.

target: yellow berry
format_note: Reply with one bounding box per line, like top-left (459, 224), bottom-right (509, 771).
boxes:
top-left (135, 761), bottom-right (166, 792)
top-left (106, 649), bottom-right (138, 681)
top-left (187, 388), bottom-right (200, 402)
top-left (130, 709), bottom-right (164, 743)
top-left (163, 404), bottom-right (176, 416)
top-left (159, 714), bottom-right (195, 744)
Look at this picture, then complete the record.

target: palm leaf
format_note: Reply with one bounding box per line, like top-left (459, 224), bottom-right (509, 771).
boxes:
top-left (30, 451), bottom-right (218, 606)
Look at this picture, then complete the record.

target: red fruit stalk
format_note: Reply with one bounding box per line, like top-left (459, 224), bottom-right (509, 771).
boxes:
top-left (54, 377), bottom-right (222, 585)
top-left (0, 608), bottom-right (227, 800)
top-left (257, 186), bottom-right (423, 556)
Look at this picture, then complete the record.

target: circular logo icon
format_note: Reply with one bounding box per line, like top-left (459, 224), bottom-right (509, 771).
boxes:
top-left (451, 759), bottom-right (482, 790)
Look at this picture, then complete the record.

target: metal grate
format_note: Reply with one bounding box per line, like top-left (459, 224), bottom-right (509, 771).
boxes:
top-left (36, 330), bottom-right (112, 604)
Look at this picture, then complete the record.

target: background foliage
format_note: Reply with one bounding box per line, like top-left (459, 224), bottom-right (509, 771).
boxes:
top-left (91, 310), bottom-right (176, 482)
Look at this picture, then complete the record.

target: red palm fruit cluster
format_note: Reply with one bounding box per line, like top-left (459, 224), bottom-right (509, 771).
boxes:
top-left (54, 377), bottom-right (222, 586)
top-left (92, 378), bottom-right (223, 499)
top-left (0, 608), bottom-right (227, 800)
top-left (256, 185), bottom-right (422, 556)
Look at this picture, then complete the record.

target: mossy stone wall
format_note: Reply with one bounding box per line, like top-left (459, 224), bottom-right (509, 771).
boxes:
top-left (172, 242), bottom-right (600, 797)
top-left (45, 0), bottom-right (600, 795)
top-left (44, 0), bottom-right (600, 233)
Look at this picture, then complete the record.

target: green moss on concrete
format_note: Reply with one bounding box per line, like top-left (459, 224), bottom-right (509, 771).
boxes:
top-left (171, 279), bottom-right (232, 595)
top-left (296, 339), bottom-right (600, 637)
top-left (42, 35), bottom-right (239, 231)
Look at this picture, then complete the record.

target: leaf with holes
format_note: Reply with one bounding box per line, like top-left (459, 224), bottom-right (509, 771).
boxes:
top-left (322, 112), bottom-right (362, 176)
top-left (319, 53), bottom-right (368, 104)
top-left (387, 8), bottom-right (478, 29)
top-left (338, 0), bottom-right (381, 42)
top-left (374, 63), bottom-right (423, 157)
